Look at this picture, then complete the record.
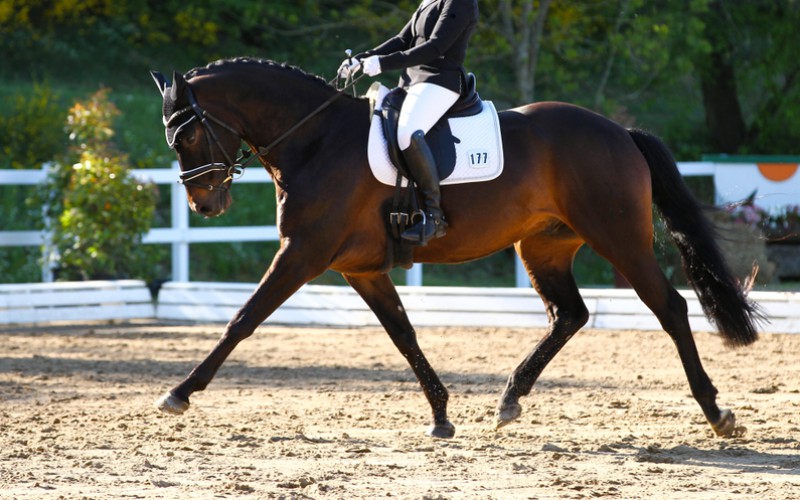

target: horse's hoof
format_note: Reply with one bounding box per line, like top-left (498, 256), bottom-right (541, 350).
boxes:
top-left (711, 409), bottom-right (743, 437)
top-left (495, 403), bottom-right (522, 429)
top-left (426, 421), bottom-right (456, 439)
top-left (155, 391), bottom-right (190, 415)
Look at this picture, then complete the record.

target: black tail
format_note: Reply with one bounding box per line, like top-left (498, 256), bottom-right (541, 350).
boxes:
top-left (628, 128), bottom-right (763, 346)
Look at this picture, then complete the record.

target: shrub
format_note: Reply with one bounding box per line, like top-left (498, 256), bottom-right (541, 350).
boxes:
top-left (0, 83), bottom-right (67, 169)
top-left (725, 195), bottom-right (800, 243)
top-left (0, 83), bottom-right (68, 283)
top-left (38, 88), bottom-right (159, 281)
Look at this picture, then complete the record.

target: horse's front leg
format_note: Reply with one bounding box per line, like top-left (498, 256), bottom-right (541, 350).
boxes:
top-left (344, 273), bottom-right (455, 438)
top-left (156, 246), bottom-right (324, 414)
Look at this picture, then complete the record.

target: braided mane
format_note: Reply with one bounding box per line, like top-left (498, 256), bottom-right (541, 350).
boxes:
top-left (184, 57), bottom-right (342, 94)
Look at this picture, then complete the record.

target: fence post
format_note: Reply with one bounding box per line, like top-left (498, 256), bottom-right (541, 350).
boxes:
top-left (515, 256), bottom-right (530, 287)
top-left (40, 163), bottom-right (55, 283)
top-left (171, 161), bottom-right (190, 281)
top-left (406, 264), bottom-right (423, 286)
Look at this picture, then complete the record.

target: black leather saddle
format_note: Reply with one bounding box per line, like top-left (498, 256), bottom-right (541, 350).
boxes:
top-left (378, 73), bottom-right (483, 180)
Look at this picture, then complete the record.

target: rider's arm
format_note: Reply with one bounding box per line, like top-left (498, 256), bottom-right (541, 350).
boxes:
top-left (378, 1), bottom-right (474, 72)
top-left (356, 19), bottom-right (413, 60)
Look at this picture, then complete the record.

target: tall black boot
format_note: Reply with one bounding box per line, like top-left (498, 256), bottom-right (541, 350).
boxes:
top-left (400, 130), bottom-right (448, 245)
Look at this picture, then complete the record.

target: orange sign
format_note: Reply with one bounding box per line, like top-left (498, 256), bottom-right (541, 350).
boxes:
top-left (757, 163), bottom-right (799, 182)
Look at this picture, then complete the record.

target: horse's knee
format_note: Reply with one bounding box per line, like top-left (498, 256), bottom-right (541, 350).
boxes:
top-left (225, 315), bottom-right (261, 343)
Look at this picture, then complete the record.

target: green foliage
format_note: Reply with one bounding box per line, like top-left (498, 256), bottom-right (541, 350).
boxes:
top-left (0, 82), bottom-right (69, 282)
top-left (109, 91), bottom-right (172, 170)
top-left (38, 88), bottom-right (159, 281)
top-left (0, 247), bottom-right (42, 283)
top-left (2, 0), bottom-right (798, 286)
top-left (0, 82), bottom-right (67, 169)
top-left (573, 246), bottom-right (615, 287)
top-left (191, 241), bottom-right (280, 282)
top-left (424, 249), bottom-right (517, 287)
top-left (726, 199), bottom-right (800, 243)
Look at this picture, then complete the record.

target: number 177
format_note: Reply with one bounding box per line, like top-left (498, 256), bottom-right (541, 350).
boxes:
top-left (470, 152), bottom-right (488, 164)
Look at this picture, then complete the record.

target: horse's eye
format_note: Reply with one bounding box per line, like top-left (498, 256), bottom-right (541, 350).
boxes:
top-left (180, 128), bottom-right (197, 146)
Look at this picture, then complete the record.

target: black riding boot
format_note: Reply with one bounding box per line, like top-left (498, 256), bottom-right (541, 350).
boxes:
top-left (401, 130), bottom-right (448, 245)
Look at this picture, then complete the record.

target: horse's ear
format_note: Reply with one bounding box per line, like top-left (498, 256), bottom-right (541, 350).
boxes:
top-left (170, 71), bottom-right (187, 102)
top-left (150, 70), bottom-right (170, 97)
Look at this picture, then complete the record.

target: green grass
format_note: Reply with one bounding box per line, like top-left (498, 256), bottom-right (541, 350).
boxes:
top-left (423, 249), bottom-right (517, 287)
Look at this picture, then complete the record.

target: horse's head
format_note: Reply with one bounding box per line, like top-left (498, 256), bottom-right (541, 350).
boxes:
top-left (151, 70), bottom-right (241, 217)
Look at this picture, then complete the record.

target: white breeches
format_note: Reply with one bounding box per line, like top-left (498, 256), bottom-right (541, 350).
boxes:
top-left (397, 82), bottom-right (460, 150)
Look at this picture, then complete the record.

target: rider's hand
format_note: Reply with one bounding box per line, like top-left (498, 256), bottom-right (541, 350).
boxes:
top-left (362, 56), bottom-right (382, 77)
top-left (337, 58), bottom-right (361, 78)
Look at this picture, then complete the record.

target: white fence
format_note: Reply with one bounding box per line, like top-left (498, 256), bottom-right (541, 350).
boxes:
top-left (0, 161), bottom-right (722, 286)
top-left (157, 282), bottom-right (800, 333)
top-left (0, 163), bottom-right (279, 283)
top-left (0, 280), bottom-right (154, 324)
top-left (2, 161), bottom-right (797, 330)
top-left (1, 279), bottom-right (798, 334)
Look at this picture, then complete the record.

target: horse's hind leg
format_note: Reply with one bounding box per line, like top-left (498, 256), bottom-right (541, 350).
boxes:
top-left (610, 253), bottom-right (738, 436)
top-left (344, 272), bottom-right (455, 438)
top-left (496, 234), bottom-right (589, 428)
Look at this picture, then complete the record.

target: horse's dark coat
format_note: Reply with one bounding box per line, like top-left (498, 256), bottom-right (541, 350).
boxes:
top-left (151, 58), bottom-right (762, 438)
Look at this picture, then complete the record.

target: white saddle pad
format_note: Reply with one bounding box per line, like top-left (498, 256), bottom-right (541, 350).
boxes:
top-left (367, 85), bottom-right (504, 186)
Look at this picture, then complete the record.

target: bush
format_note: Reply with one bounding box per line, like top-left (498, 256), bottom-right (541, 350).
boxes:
top-left (0, 82), bottom-right (67, 169)
top-left (727, 202), bottom-right (800, 244)
top-left (0, 82), bottom-right (68, 283)
top-left (37, 88), bottom-right (159, 281)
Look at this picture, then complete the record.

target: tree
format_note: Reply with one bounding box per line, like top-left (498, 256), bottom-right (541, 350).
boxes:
top-left (694, 0), bottom-right (800, 154)
top-left (491, 0), bottom-right (552, 104)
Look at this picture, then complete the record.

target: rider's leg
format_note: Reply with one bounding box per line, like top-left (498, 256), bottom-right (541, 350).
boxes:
top-left (397, 83), bottom-right (459, 244)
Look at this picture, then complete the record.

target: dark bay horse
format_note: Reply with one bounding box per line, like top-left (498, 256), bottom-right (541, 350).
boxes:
top-left (150, 58), bottom-right (761, 439)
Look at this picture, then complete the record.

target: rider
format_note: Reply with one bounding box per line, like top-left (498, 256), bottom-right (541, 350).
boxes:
top-left (339, 0), bottom-right (479, 245)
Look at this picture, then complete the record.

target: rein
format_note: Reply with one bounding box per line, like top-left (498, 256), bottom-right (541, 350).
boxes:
top-left (164, 72), bottom-right (367, 192)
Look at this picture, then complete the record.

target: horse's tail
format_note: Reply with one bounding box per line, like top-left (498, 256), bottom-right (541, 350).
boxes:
top-left (628, 128), bottom-right (763, 347)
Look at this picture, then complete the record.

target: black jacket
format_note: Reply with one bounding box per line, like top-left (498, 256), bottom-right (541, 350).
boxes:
top-left (357, 0), bottom-right (479, 94)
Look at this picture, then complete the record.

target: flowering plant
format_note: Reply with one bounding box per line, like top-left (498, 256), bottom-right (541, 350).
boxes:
top-left (35, 88), bottom-right (158, 280)
top-left (725, 194), bottom-right (800, 243)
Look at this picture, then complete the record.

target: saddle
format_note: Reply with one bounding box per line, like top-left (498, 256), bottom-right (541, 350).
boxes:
top-left (370, 74), bottom-right (485, 271)
top-left (376, 73), bottom-right (483, 181)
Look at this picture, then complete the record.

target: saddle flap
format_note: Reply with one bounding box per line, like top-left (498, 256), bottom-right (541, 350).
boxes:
top-left (380, 88), bottom-right (410, 177)
top-left (366, 81), bottom-right (504, 188)
top-left (376, 87), bottom-right (459, 181)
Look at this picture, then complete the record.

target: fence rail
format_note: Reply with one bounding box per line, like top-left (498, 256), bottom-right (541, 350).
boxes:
top-left (2, 279), bottom-right (798, 334)
top-left (0, 163), bottom-right (285, 283)
top-left (0, 161), bottom-right (718, 285)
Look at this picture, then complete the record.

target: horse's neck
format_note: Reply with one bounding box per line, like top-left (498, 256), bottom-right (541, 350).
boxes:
top-left (240, 76), bottom-right (367, 174)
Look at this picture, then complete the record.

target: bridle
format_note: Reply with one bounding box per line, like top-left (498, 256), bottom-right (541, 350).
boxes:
top-left (163, 87), bottom-right (250, 192)
top-left (163, 71), bottom-right (366, 192)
